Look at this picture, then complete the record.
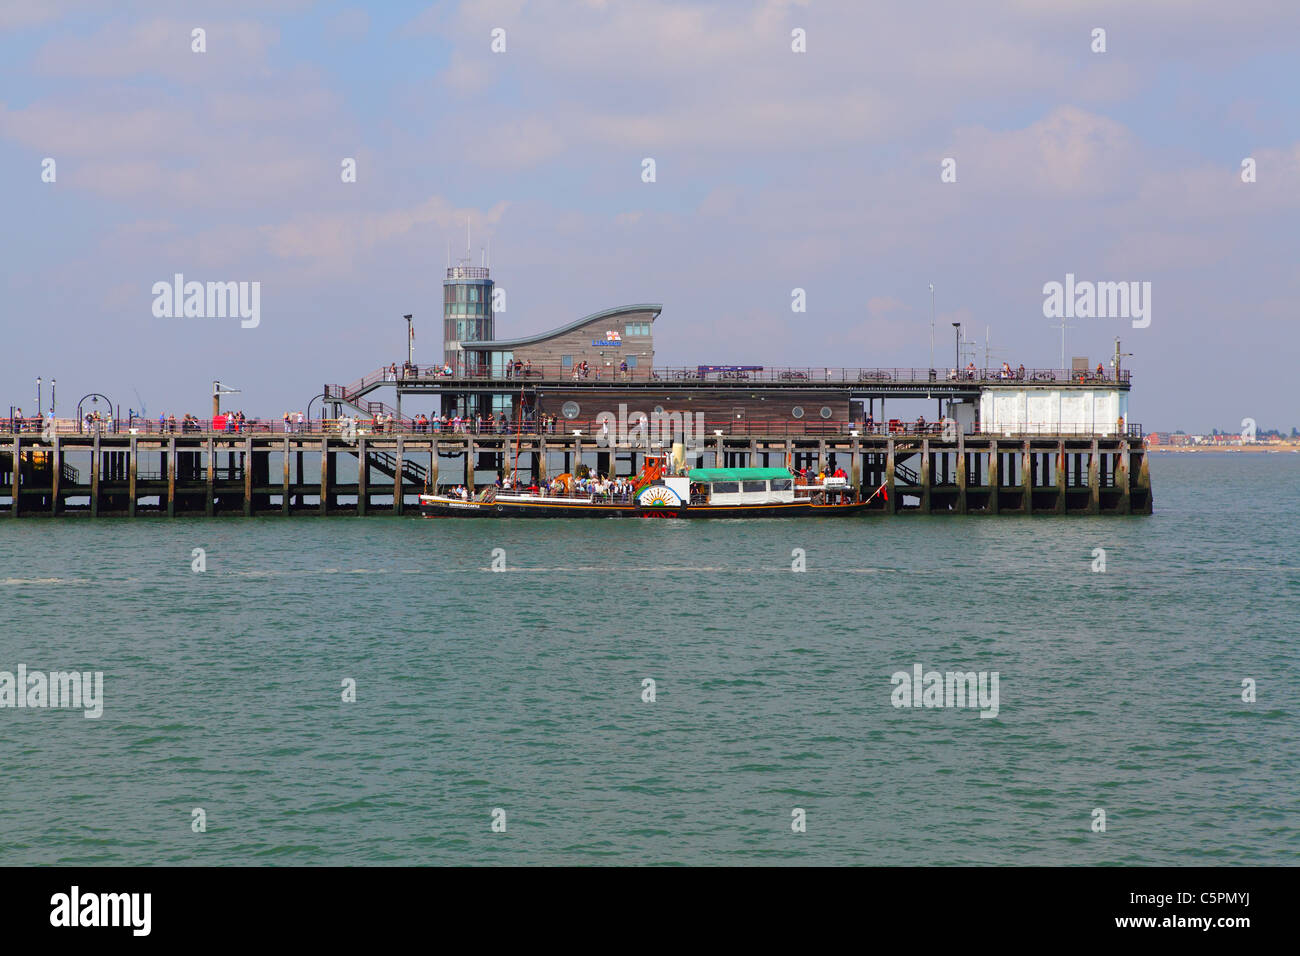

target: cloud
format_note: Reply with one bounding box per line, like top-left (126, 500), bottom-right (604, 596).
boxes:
top-left (30, 17), bottom-right (279, 80)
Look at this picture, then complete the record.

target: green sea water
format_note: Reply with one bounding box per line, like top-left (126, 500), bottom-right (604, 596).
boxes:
top-left (1, 453), bottom-right (1297, 865)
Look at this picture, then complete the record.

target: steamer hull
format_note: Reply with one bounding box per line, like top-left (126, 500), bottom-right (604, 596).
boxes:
top-left (417, 493), bottom-right (871, 518)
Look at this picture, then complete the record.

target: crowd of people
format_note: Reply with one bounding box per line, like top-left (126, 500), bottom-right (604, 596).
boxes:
top-left (948, 362), bottom-right (1028, 381)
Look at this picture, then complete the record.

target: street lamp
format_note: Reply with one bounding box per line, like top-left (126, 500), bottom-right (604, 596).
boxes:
top-left (952, 322), bottom-right (961, 371)
top-left (36, 376), bottom-right (42, 413)
top-left (404, 314), bottom-right (414, 368)
top-left (50, 379), bottom-right (56, 417)
top-left (928, 283), bottom-right (935, 373)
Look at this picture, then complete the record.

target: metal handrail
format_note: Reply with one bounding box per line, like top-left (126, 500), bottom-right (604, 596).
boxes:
top-left (0, 417), bottom-right (1141, 440)
top-left (328, 363), bottom-right (1133, 389)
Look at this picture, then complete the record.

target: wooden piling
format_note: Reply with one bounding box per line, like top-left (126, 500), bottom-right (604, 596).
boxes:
top-left (1117, 440), bottom-right (1131, 514)
top-left (919, 438), bottom-right (931, 513)
top-left (1088, 439), bottom-right (1100, 514)
top-left (51, 436), bottom-right (61, 516)
top-left (243, 436), bottom-right (253, 516)
top-left (953, 436), bottom-right (967, 514)
top-left (128, 436), bottom-right (137, 516)
top-left (885, 437), bottom-right (896, 514)
top-left (319, 437), bottom-right (329, 515)
top-left (988, 441), bottom-right (1000, 514)
top-left (205, 438), bottom-right (215, 516)
top-left (1055, 440), bottom-right (1066, 515)
top-left (394, 438), bottom-right (405, 514)
top-left (356, 437), bottom-right (368, 516)
top-left (9, 436), bottom-right (19, 517)
top-left (167, 436), bottom-right (176, 516)
top-left (91, 432), bottom-right (100, 517)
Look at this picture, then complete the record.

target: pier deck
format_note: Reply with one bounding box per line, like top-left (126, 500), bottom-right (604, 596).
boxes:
top-left (1, 430), bottom-right (1152, 517)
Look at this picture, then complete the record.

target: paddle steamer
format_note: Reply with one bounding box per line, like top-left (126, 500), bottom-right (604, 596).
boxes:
top-left (418, 457), bottom-right (875, 519)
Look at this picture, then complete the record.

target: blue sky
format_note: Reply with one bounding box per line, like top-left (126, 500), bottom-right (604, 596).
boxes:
top-left (2, 0), bottom-right (1298, 432)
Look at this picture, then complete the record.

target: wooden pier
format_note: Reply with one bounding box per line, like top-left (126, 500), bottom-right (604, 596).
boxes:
top-left (0, 430), bottom-right (1152, 517)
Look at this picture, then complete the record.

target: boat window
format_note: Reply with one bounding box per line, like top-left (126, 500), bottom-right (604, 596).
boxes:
top-left (711, 481), bottom-right (740, 494)
top-left (770, 478), bottom-right (793, 490)
top-left (742, 481), bottom-right (767, 493)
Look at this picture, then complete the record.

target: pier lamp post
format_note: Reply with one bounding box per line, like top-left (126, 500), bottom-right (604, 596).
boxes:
top-left (36, 377), bottom-right (41, 414)
top-left (928, 283), bottom-right (935, 385)
top-left (50, 379), bottom-right (55, 417)
top-left (952, 323), bottom-right (961, 371)
top-left (404, 314), bottom-right (414, 368)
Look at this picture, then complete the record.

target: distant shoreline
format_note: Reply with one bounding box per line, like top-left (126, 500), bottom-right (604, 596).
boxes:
top-left (1148, 444), bottom-right (1300, 454)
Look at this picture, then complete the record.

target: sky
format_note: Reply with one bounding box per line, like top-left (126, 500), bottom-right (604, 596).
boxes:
top-left (2, 0), bottom-right (1297, 433)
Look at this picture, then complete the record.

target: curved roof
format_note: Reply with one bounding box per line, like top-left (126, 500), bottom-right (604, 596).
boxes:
top-left (460, 303), bottom-right (661, 350)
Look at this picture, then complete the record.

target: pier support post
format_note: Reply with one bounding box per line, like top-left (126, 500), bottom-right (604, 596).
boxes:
top-left (955, 433), bottom-right (967, 514)
top-left (1135, 447), bottom-right (1152, 514)
top-left (243, 436), bottom-right (253, 516)
top-left (1055, 440), bottom-right (1066, 515)
top-left (91, 432), bottom-right (100, 517)
top-left (128, 436), bottom-right (137, 516)
top-left (536, 438), bottom-right (547, 484)
top-left (394, 438), bottom-right (405, 514)
top-left (1117, 440), bottom-right (1131, 514)
top-left (167, 436), bottom-right (176, 516)
top-left (885, 437), bottom-right (896, 514)
top-left (51, 436), bottom-right (61, 516)
top-left (9, 436), bottom-right (19, 517)
top-left (430, 442), bottom-right (440, 492)
top-left (919, 439), bottom-right (931, 513)
top-left (1088, 439), bottom-right (1100, 514)
top-left (282, 438), bottom-right (290, 514)
top-left (988, 441), bottom-right (999, 514)
top-left (320, 438), bottom-right (329, 515)
top-left (850, 436), bottom-right (861, 495)
top-left (356, 437), bottom-right (367, 515)
top-left (817, 439), bottom-right (827, 476)
top-left (205, 438), bottom-right (215, 516)
top-left (1021, 439), bottom-right (1032, 513)
top-left (467, 438), bottom-right (476, 493)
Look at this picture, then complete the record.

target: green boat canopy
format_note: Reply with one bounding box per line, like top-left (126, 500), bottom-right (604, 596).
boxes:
top-left (687, 467), bottom-right (793, 483)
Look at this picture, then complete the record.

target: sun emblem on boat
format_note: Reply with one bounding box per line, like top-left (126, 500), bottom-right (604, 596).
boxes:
top-left (638, 485), bottom-right (681, 507)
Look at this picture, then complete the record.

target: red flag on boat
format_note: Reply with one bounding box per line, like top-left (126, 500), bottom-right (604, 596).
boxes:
top-left (881, 484), bottom-right (888, 501)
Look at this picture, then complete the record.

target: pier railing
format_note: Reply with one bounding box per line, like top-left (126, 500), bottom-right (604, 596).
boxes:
top-left (333, 363), bottom-right (1133, 388)
top-left (2, 417), bottom-right (1142, 440)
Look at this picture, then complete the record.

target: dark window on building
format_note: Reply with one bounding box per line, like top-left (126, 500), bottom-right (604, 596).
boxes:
top-left (820, 406), bottom-right (833, 419)
top-left (791, 406), bottom-right (805, 419)
top-left (561, 355), bottom-right (573, 368)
